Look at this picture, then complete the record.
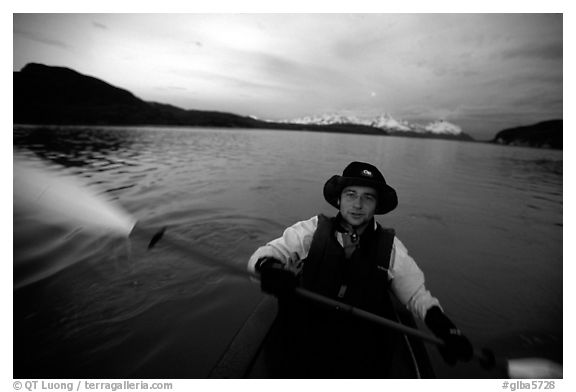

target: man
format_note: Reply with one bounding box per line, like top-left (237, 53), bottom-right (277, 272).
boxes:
top-left (248, 161), bottom-right (472, 378)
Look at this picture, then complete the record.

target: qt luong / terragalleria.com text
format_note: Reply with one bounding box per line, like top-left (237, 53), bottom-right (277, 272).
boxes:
top-left (20, 380), bottom-right (173, 392)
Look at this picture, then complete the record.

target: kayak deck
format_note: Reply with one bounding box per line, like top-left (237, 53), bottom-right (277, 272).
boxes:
top-left (208, 296), bottom-right (278, 378)
top-left (210, 294), bottom-right (435, 378)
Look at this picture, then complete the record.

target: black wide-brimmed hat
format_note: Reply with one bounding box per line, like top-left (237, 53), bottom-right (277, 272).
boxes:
top-left (323, 161), bottom-right (398, 215)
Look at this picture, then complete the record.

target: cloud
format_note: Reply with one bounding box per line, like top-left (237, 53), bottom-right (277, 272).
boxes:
top-left (154, 85), bottom-right (188, 92)
top-left (92, 21), bottom-right (108, 30)
top-left (500, 41), bottom-right (563, 61)
top-left (169, 42), bottom-right (359, 99)
top-left (485, 68), bottom-right (562, 91)
top-left (166, 66), bottom-right (295, 94)
top-left (13, 29), bottom-right (71, 50)
top-left (253, 50), bottom-right (356, 90)
top-left (509, 90), bottom-right (563, 110)
top-left (331, 35), bottom-right (387, 61)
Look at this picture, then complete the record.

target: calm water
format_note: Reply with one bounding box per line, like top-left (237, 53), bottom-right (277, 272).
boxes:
top-left (13, 125), bottom-right (562, 378)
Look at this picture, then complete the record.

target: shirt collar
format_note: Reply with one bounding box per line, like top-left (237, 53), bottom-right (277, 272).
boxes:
top-left (334, 213), bottom-right (376, 236)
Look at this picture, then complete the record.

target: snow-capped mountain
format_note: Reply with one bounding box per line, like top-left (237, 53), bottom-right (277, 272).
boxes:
top-left (368, 114), bottom-right (412, 131)
top-left (423, 120), bottom-right (463, 135)
top-left (290, 113), bottom-right (366, 126)
top-left (285, 112), bottom-right (463, 136)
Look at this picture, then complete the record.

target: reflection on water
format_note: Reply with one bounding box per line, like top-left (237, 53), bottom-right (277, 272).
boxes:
top-left (13, 125), bottom-right (562, 378)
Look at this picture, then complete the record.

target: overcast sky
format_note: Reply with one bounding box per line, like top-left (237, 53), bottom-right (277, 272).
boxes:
top-left (13, 13), bottom-right (562, 139)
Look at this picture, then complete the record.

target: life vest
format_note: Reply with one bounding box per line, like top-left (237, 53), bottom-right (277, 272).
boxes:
top-left (266, 214), bottom-right (401, 378)
top-left (301, 214), bottom-right (396, 317)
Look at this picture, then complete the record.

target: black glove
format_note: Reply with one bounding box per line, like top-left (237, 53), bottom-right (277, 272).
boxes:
top-left (256, 257), bottom-right (298, 296)
top-left (425, 306), bottom-right (474, 365)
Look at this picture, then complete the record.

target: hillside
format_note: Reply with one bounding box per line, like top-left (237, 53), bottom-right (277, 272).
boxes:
top-left (492, 120), bottom-right (562, 149)
top-left (13, 63), bottom-right (267, 128)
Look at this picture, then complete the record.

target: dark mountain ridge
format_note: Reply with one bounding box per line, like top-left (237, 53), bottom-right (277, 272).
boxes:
top-left (492, 120), bottom-right (562, 150)
top-left (14, 63), bottom-right (261, 127)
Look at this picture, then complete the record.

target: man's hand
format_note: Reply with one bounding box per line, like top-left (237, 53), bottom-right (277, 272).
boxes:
top-left (425, 306), bottom-right (474, 365)
top-left (256, 257), bottom-right (298, 296)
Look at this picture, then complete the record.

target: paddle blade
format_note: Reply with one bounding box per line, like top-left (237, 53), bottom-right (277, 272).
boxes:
top-left (14, 157), bottom-right (137, 237)
top-left (507, 358), bottom-right (562, 379)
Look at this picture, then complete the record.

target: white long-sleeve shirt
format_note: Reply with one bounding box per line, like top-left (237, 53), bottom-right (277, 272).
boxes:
top-left (248, 215), bottom-right (440, 321)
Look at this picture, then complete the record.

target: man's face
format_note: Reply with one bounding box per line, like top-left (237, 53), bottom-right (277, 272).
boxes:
top-left (339, 185), bottom-right (378, 228)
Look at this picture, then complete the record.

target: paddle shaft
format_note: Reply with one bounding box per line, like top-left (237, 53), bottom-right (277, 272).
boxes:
top-left (130, 223), bottom-right (249, 277)
top-left (293, 287), bottom-right (444, 346)
top-left (292, 287), bottom-right (502, 370)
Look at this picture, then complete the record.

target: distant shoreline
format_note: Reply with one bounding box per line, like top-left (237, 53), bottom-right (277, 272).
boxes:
top-left (16, 123), bottom-right (565, 151)
top-left (13, 122), bottom-right (482, 143)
